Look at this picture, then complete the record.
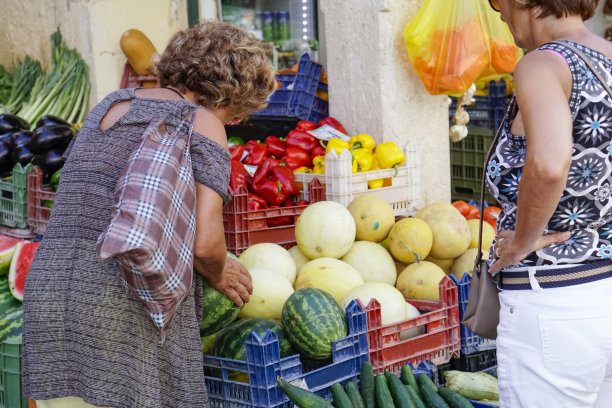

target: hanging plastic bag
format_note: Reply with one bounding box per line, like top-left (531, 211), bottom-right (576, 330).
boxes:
top-left (404, 0), bottom-right (522, 96)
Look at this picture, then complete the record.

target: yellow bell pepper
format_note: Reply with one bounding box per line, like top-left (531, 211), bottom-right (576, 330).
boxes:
top-left (368, 156), bottom-right (384, 189)
top-left (293, 166), bottom-right (311, 173)
top-left (312, 155), bottom-right (326, 174)
top-left (326, 138), bottom-right (349, 155)
top-left (375, 141), bottom-right (405, 176)
top-left (349, 134), bottom-right (375, 151)
top-left (353, 148), bottom-right (373, 172)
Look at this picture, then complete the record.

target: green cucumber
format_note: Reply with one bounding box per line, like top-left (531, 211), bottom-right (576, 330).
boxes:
top-left (278, 377), bottom-right (334, 408)
top-left (332, 383), bottom-right (354, 408)
top-left (418, 383), bottom-right (451, 408)
top-left (416, 374), bottom-right (438, 394)
top-left (344, 381), bottom-right (365, 408)
top-left (401, 364), bottom-right (418, 389)
top-left (375, 375), bottom-right (394, 408)
top-left (405, 385), bottom-right (427, 408)
top-left (384, 372), bottom-right (416, 408)
top-left (437, 387), bottom-right (475, 408)
top-left (360, 361), bottom-right (376, 408)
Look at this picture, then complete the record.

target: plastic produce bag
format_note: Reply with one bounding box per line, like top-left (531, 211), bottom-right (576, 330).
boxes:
top-left (404, 0), bottom-right (522, 96)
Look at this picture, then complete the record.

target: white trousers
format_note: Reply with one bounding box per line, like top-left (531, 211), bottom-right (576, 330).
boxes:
top-left (496, 276), bottom-right (612, 407)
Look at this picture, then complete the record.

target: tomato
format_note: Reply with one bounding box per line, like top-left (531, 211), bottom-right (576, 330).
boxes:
top-left (486, 218), bottom-right (497, 233)
top-left (452, 200), bottom-right (470, 216)
top-left (483, 206), bottom-right (501, 222)
top-left (466, 205), bottom-right (481, 220)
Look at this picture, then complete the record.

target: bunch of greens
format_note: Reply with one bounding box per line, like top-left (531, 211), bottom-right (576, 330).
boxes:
top-left (18, 27), bottom-right (90, 127)
top-left (0, 66), bottom-right (12, 105)
top-left (0, 57), bottom-right (42, 115)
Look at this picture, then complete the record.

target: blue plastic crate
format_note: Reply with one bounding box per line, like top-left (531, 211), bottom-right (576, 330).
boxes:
top-left (449, 80), bottom-right (508, 131)
top-left (202, 300), bottom-right (368, 407)
top-left (252, 53), bottom-right (329, 124)
top-left (449, 274), bottom-right (496, 355)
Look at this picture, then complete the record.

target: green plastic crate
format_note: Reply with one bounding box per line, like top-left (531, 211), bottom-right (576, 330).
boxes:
top-left (0, 341), bottom-right (27, 408)
top-left (450, 127), bottom-right (497, 205)
top-left (0, 164), bottom-right (32, 230)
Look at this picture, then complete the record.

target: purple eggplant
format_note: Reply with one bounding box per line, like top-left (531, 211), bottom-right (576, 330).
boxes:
top-left (30, 124), bottom-right (75, 154)
top-left (7, 131), bottom-right (33, 151)
top-left (12, 144), bottom-right (34, 167)
top-left (0, 144), bottom-right (14, 173)
top-left (33, 149), bottom-right (65, 177)
top-left (0, 114), bottom-right (29, 134)
top-left (35, 115), bottom-right (72, 129)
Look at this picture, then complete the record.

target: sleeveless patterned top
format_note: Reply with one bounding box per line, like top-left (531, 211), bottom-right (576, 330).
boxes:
top-left (486, 41), bottom-right (612, 267)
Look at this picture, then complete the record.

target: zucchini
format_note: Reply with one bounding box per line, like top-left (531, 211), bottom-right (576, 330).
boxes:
top-left (418, 384), bottom-right (451, 408)
top-left (443, 371), bottom-right (499, 401)
top-left (416, 374), bottom-right (438, 394)
top-left (332, 383), bottom-right (354, 408)
top-left (344, 381), bottom-right (365, 408)
top-left (405, 385), bottom-right (427, 408)
top-left (385, 372), bottom-right (416, 408)
top-left (277, 377), bottom-right (334, 408)
top-left (375, 375), bottom-right (395, 408)
top-left (437, 387), bottom-right (475, 408)
top-left (360, 361), bottom-right (376, 408)
top-left (401, 364), bottom-right (418, 389)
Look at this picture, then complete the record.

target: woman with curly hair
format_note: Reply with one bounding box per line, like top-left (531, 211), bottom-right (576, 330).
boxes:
top-left (22, 21), bottom-right (276, 408)
top-left (485, 0), bottom-right (612, 406)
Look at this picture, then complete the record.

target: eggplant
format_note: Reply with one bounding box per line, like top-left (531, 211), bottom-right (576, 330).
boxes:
top-left (7, 131), bottom-right (33, 151)
top-left (35, 115), bottom-right (72, 129)
top-left (0, 144), bottom-right (14, 173)
top-left (30, 124), bottom-right (75, 154)
top-left (34, 149), bottom-right (65, 177)
top-left (12, 145), bottom-right (34, 167)
top-left (0, 114), bottom-right (29, 134)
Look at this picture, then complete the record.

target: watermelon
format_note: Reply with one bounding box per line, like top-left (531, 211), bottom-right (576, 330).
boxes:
top-left (200, 281), bottom-right (243, 336)
top-left (281, 288), bottom-right (348, 360)
top-left (0, 235), bottom-right (23, 276)
top-left (8, 241), bottom-right (40, 301)
top-left (210, 317), bottom-right (295, 382)
top-left (0, 306), bottom-right (23, 343)
top-left (0, 277), bottom-right (20, 315)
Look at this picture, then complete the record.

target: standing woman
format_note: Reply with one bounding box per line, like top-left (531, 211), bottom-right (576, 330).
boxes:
top-left (486, 0), bottom-right (612, 406)
top-left (22, 21), bottom-right (276, 408)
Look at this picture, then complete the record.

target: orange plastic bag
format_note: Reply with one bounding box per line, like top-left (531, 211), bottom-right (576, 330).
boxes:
top-left (404, 0), bottom-right (522, 96)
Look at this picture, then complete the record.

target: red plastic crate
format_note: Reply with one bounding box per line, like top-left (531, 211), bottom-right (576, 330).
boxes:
top-left (362, 275), bottom-right (461, 375)
top-left (224, 178), bottom-right (324, 255)
top-left (27, 166), bottom-right (55, 236)
top-left (119, 62), bottom-right (158, 89)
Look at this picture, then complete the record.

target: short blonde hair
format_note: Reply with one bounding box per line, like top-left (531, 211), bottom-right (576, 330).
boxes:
top-left (157, 21), bottom-right (276, 118)
top-left (524, 0), bottom-right (599, 20)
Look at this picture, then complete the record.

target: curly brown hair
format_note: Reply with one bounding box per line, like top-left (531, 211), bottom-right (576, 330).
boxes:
top-left (522, 0), bottom-right (599, 20)
top-left (157, 20), bottom-right (276, 118)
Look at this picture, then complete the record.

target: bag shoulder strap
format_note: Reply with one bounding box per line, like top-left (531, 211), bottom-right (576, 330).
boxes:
top-left (550, 40), bottom-right (612, 97)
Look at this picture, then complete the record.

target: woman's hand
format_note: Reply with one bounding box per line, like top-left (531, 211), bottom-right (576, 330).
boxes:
top-left (489, 229), bottom-right (571, 275)
top-left (205, 258), bottom-right (253, 307)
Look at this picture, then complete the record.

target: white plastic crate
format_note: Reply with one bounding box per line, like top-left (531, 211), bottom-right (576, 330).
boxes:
top-left (294, 143), bottom-right (420, 216)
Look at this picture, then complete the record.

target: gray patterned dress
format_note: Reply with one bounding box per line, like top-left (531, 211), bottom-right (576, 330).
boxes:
top-left (22, 88), bottom-right (231, 408)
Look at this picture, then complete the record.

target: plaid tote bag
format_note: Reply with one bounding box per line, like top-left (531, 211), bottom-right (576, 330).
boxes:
top-left (97, 110), bottom-right (197, 340)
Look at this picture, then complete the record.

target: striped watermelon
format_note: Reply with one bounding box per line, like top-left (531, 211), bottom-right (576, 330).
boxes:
top-left (0, 306), bottom-right (23, 343)
top-left (8, 241), bottom-right (40, 301)
top-left (209, 317), bottom-right (295, 382)
top-left (200, 281), bottom-right (243, 336)
top-left (0, 277), bottom-right (20, 315)
top-left (0, 235), bottom-right (22, 276)
top-left (281, 288), bottom-right (348, 360)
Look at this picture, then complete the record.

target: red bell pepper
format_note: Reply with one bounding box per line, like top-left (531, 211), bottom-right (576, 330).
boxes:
top-left (253, 180), bottom-right (287, 206)
top-left (285, 130), bottom-right (318, 153)
top-left (265, 135), bottom-right (286, 158)
top-left (310, 145), bottom-right (326, 160)
top-left (244, 139), bottom-right (259, 152)
top-left (266, 205), bottom-right (293, 227)
top-left (252, 158), bottom-right (272, 187)
top-left (271, 164), bottom-right (299, 197)
top-left (296, 121), bottom-right (317, 131)
top-left (295, 199), bottom-right (309, 206)
top-left (318, 116), bottom-right (347, 134)
top-left (229, 144), bottom-right (245, 161)
top-left (229, 160), bottom-right (248, 193)
top-left (282, 147), bottom-right (312, 169)
top-left (247, 193), bottom-right (268, 211)
top-left (244, 142), bottom-right (268, 166)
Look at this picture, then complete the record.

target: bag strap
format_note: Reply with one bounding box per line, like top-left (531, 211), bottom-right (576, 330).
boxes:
top-left (550, 40), bottom-right (612, 98)
top-left (475, 101), bottom-right (515, 274)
